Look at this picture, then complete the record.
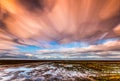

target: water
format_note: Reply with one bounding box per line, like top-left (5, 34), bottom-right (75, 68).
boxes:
top-left (0, 61), bottom-right (120, 81)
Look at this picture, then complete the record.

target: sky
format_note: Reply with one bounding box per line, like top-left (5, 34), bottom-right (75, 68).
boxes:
top-left (0, 0), bottom-right (120, 60)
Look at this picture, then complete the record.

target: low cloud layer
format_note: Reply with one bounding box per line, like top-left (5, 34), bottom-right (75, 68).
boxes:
top-left (35, 40), bottom-right (120, 59)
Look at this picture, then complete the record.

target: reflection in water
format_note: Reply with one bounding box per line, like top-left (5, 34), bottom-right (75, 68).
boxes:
top-left (0, 62), bottom-right (120, 81)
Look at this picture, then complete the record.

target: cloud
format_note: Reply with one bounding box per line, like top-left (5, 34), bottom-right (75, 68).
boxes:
top-left (0, 0), bottom-right (120, 59)
top-left (1, 0), bottom-right (120, 43)
top-left (114, 24), bottom-right (120, 36)
top-left (0, 40), bottom-right (17, 50)
top-left (0, 39), bottom-right (120, 59)
top-left (0, 50), bottom-right (37, 59)
top-left (35, 40), bottom-right (120, 59)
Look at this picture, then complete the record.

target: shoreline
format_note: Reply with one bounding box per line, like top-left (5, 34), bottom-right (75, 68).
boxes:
top-left (0, 59), bottom-right (120, 65)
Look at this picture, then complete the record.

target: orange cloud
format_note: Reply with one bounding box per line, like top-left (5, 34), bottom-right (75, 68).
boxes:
top-left (0, 0), bottom-right (120, 50)
top-left (114, 24), bottom-right (120, 36)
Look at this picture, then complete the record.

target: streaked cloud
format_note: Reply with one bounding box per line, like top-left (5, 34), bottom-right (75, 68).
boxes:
top-left (0, 0), bottom-right (120, 59)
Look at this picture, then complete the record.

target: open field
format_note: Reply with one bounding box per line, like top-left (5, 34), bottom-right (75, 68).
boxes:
top-left (0, 60), bottom-right (120, 81)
